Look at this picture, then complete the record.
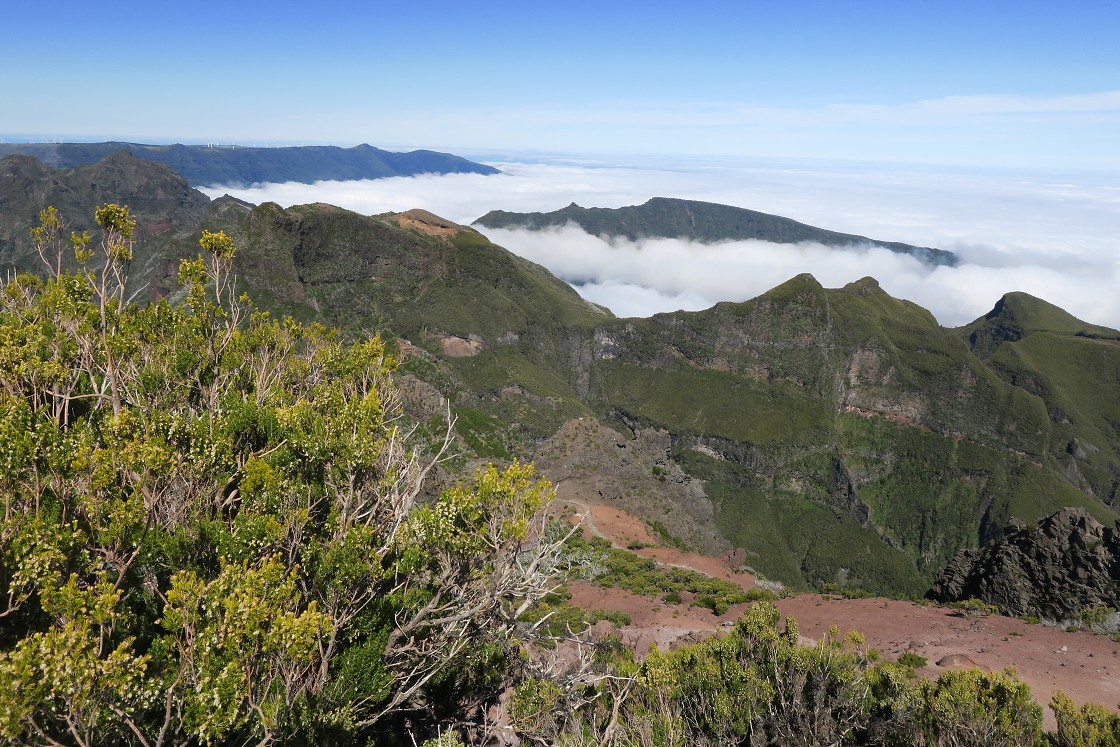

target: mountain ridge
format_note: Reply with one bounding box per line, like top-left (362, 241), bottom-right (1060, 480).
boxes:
top-left (0, 141), bottom-right (500, 187)
top-left (474, 196), bottom-right (957, 266)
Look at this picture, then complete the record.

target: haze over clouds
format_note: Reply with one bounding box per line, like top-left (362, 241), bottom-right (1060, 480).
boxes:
top-left (202, 158), bottom-right (1120, 328)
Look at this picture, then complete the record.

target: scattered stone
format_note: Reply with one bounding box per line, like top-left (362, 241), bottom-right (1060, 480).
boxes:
top-left (936, 654), bottom-right (982, 669)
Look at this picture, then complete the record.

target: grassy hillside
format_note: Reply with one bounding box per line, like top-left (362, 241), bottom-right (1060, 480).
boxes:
top-left (961, 292), bottom-right (1120, 505)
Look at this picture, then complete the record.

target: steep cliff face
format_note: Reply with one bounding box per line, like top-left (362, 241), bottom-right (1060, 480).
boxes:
top-left (929, 508), bottom-right (1120, 623)
top-left (0, 153), bottom-right (212, 297)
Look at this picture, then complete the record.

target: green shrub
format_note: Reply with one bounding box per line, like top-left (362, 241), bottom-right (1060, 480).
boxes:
top-left (593, 547), bottom-right (750, 614)
top-left (951, 597), bottom-right (1002, 618)
top-left (692, 594), bottom-right (731, 615)
top-left (646, 518), bottom-right (690, 551)
top-left (744, 587), bottom-right (777, 602)
top-left (897, 651), bottom-right (927, 671)
top-left (509, 678), bottom-right (564, 737)
top-left (419, 732), bottom-right (465, 747)
top-left (1076, 606), bottom-right (1115, 632)
top-left (1048, 691), bottom-right (1120, 746)
top-left (919, 668), bottom-right (1043, 746)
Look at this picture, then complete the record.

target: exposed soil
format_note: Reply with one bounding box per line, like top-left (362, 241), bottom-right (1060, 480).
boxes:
top-left (566, 503), bottom-right (1120, 729)
top-left (387, 208), bottom-right (471, 238)
top-left (439, 334), bottom-right (484, 357)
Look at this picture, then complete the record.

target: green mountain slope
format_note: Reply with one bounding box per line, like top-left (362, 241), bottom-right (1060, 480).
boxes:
top-left (0, 141), bottom-right (500, 186)
top-left (201, 199), bottom-right (611, 443)
top-left (5, 152), bottom-right (1117, 599)
top-left (577, 275), bottom-right (1113, 593)
top-left (961, 292), bottom-right (1120, 505)
top-left (474, 196), bottom-right (956, 266)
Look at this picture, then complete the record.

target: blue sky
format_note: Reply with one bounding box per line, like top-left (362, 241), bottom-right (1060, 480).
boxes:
top-left (3, 0), bottom-right (1118, 168)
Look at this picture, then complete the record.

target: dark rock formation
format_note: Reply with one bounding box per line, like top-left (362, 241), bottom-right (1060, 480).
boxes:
top-left (928, 508), bottom-right (1120, 622)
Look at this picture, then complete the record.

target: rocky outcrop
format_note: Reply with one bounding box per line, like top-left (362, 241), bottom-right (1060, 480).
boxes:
top-left (928, 508), bottom-right (1120, 622)
top-left (533, 418), bottom-right (729, 555)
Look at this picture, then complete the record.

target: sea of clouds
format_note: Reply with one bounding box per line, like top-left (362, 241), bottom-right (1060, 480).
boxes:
top-left (201, 156), bottom-right (1120, 328)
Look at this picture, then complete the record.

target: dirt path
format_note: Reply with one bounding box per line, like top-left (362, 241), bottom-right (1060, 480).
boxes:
top-left (552, 495), bottom-right (608, 541)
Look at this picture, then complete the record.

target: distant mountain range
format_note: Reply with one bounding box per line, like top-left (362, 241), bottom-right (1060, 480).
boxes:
top-left (475, 197), bottom-right (957, 266)
top-left (3, 152), bottom-right (1116, 604)
top-left (0, 141), bottom-right (499, 187)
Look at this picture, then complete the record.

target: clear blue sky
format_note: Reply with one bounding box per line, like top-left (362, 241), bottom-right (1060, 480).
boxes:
top-left (3, 0), bottom-right (1118, 168)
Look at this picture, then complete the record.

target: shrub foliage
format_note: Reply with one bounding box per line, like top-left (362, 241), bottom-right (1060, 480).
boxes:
top-left (0, 206), bottom-right (567, 746)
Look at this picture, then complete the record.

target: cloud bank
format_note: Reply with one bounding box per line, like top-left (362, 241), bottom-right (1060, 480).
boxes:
top-left (474, 225), bottom-right (1120, 327)
top-left (202, 157), bottom-right (1120, 328)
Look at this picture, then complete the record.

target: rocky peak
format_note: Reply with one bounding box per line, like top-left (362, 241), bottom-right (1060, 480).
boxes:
top-left (928, 507), bottom-right (1120, 624)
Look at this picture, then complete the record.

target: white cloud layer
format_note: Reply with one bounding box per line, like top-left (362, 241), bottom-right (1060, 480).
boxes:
top-left (202, 157), bottom-right (1120, 328)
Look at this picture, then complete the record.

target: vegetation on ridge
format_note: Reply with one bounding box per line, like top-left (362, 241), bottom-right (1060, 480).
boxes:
top-left (0, 206), bottom-right (568, 745)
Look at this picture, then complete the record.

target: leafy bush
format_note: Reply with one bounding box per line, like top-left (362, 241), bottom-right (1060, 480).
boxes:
top-left (1075, 605), bottom-right (1116, 633)
top-left (951, 597), bottom-right (1002, 618)
top-left (647, 517), bottom-right (691, 551)
top-left (0, 207), bottom-right (567, 747)
top-left (1048, 691), bottom-right (1120, 746)
top-left (918, 668), bottom-right (1043, 746)
top-left (897, 652), bottom-right (928, 671)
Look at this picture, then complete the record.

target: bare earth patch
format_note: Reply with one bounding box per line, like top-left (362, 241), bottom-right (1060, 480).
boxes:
top-left (568, 503), bottom-right (1120, 729)
top-left (387, 208), bottom-right (472, 238)
top-left (439, 334), bottom-right (484, 357)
